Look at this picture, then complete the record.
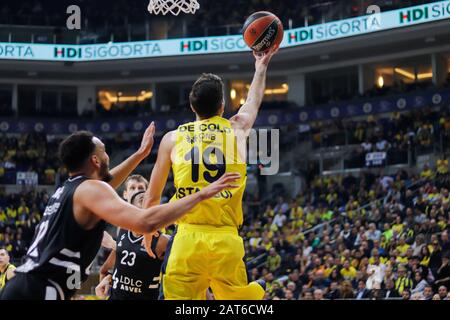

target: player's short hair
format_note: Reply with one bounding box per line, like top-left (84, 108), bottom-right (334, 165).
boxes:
top-left (125, 174), bottom-right (148, 189)
top-left (189, 73), bottom-right (224, 119)
top-left (59, 131), bottom-right (96, 172)
top-left (0, 248), bottom-right (9, 255)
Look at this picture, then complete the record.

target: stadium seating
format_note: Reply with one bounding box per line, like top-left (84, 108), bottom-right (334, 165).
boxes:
top-left (1, 100), bottom-right (449, 299)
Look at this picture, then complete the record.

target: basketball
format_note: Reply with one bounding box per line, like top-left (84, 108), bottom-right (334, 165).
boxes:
top-left (242, 11), bottom-right (284, 53)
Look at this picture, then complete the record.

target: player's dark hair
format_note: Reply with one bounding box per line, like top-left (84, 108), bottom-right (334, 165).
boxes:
top-left (189, 73), bottom-right (224, 119)
top-left (59, 131), bottom-right (96, 172)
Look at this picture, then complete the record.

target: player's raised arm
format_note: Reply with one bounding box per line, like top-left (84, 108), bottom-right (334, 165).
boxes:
top-left (230, 46), bottom-right (279, 134)
top-left (108, 122), bottom-right (155, 189)
top-left (101, 231), bottom-right (117, 251)
top-left (142, 131), bottom-right (175, 209)
top-left (99, 250), bottom-right (116, 281)
top-left (75, 173), bottom-right (240, 234)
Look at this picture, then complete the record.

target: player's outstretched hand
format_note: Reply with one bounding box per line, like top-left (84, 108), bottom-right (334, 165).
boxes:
top-left (253, 45), bottom-right (279, 69)
top-left (101, 231), bottom-right (116, 251)
top-left (95, 274), bottom-right (112, 299)
top-left (199, 172), bottom-right (241, 200)
top-left (142, 231), bottom-right (160, 259)
top-left (136, 121), bottom-right (156, 159)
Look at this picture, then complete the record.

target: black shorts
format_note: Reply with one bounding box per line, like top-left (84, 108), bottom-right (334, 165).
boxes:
top-left (0, 273), bottom-right (66, 300)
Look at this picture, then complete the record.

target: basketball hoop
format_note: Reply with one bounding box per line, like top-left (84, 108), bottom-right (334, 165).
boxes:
top-left (147, 0), bottom-right (200, 16)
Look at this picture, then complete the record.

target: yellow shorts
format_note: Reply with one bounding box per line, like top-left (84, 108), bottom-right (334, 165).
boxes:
top-left (160, 224), bottom-right (265, 300)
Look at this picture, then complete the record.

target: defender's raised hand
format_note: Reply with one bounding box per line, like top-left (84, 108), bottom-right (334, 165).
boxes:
top-left (137, 121), bottom-right (156, 159)
top-left (199, 172), bottom-right (241, 200)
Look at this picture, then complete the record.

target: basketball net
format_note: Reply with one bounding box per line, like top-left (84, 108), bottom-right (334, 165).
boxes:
top-left (147, 0), bottom-right (200, 15)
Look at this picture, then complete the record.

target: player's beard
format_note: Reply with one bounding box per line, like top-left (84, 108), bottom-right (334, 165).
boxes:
top-left (100, 160), bottom-right (113, 183)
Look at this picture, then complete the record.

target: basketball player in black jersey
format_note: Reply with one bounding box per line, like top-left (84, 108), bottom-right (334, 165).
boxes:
top-left (95, 175), bottom-right (169, 300)
top-left (0, 124), bottom-right (241, 300)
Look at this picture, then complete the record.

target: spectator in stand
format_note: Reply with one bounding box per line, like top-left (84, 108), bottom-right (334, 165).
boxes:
top-left (273, 197), bottom-right (289, 215)
top-left (325, 281), bottom-right (341, 300)
top-left (267, 248), bottom-right (282, 275)
top-left (382, 279), bottom-right (400, 299)
top-left (340, 260), bottom-right (357, 281)
top-left (411, 271), bottom-right (428, 295)
top-left (420, 163), bottom-right (434, 180)
top-left (340, 280), bottom-right (355, 299)
top-left (437, 285), bottom-right (448, 300)
top-left (361, 139), bottom-right (373, 153)
top-left (440, 231), bottom-right (450, 253)
top-left (285, 281), bottom-right (300, 300)
top-left (366, 223), bottom-right (381, 242)
top-left (434, 252), bottom-right (450, 291)
top-left (422, 285), bottom-right (434, 300)
top-left (300, 290), bottom-right (313, 300)
top-left (313, 288), bottom-right (324, 300)
top-left (401, 289), bottom-right (411, 300)
top-left (366, 254), bottom-right (385, 290)
top-left (436, 156), bottom-right (449, 176)
top-left (272, 210), bottom-right (287, 230)
top-left (429, 240), bottom-right (443, 275)
top-left (417, 123), bottom-right (433, 148)
top-left (283, 288), bottom-right (295, 300)
top-left (355, 280), bottom-right (371, 300)
top-left (312, 269), bottom-right (330, 290)
top-left (411, 234), bottom-right (426, 257)
top-left (0, 248), bottom-right (15, 290)
top-left (375, 137), bottom-right (389, 152)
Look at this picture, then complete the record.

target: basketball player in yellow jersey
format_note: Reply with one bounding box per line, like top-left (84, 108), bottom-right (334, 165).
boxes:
top-left (143, 46), bottom-right (279, 300)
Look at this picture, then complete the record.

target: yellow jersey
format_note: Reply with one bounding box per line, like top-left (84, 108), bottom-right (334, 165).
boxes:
top-left (340, 267), bottom-right (357, 279)
top-left (170, 116), bottom-right (247, 228)
top-left (0, 263), bottom-right (15, 289)
top-left (437, 159), bottom-right (449, 174)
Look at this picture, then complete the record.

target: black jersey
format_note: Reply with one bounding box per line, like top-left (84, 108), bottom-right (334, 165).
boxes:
top-left (109, 229), bottom-right (162, 300)
top-left (15, 175), bottom-right (105, 299)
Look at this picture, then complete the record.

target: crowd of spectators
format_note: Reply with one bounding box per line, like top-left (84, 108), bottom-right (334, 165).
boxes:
top-left (1, 103), bottom-right (448, 184)
top-left (0, 188), bottom-right (48, 262)
top-left (241, 163), bottom-right (450, 300)
top-left (0, 133), bottom-right (65, 186)
top-left (0, 132), bottom-right (157, 186)
top-left (0, 135), bottom-right (449, 300)
top-left (308, 106), bottom-right (450, 168)
top-left (0, 0), bottom-right (438, 43)
top-left (1, 156), bottom-right (449, 300)
top-left (0, 79), bottom-right (449, 300)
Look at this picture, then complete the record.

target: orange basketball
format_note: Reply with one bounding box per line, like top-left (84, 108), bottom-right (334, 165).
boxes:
top-left (242, 11), bottom-right (284, 53)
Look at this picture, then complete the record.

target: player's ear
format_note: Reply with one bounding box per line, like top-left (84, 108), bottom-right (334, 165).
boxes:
top-left (91, 154), bottom-right (101, 169)
top-left (190, 104), bottom-right (196, 114)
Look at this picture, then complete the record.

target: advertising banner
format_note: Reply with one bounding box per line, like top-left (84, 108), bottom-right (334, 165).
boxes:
top-left (1, 1), bottom-right (450, 61)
